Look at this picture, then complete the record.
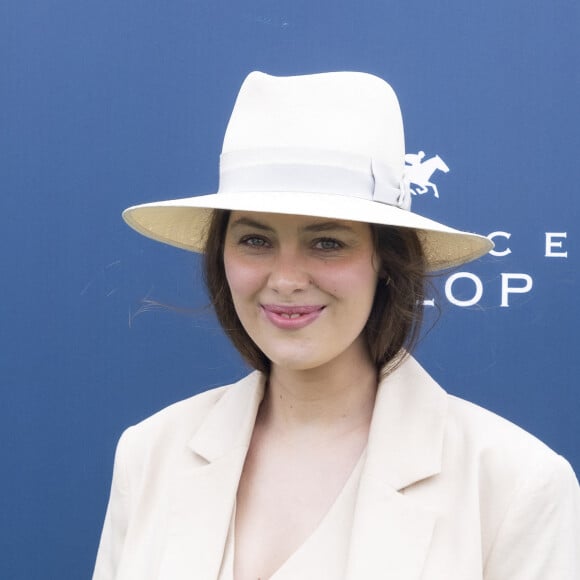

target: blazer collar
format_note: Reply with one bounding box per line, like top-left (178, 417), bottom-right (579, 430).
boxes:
top-left (365, 355), bottom-right (447, 490)
top-left (187, 356), bottom-right (447, 485)
top-left (159, 372), bottom-right (265, 580)
top-left (188, 370), bottom-right (266, 462)
top-left (345, 355), bottom-right (448, 579)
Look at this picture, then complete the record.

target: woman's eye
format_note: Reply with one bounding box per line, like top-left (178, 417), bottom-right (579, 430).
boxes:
top-left (240, 235), bottom-right (269, 248)
top-left (314, 238), bottom-right (343, 251)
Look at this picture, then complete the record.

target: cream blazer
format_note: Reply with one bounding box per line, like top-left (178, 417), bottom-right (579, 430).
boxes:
top-left (93, 357), bottom-right (580, 580)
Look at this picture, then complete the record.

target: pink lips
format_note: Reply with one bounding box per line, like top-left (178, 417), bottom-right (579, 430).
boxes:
top-left (261, 304), bottom-right (325, 330)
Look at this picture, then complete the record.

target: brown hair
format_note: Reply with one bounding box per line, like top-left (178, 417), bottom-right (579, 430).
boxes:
top-left (203, 209), bottom-right (427, 374)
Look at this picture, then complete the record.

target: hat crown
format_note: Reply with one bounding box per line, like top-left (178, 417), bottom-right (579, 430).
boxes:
top-left (222, 71), bottom-right (405, 174)
top-left (219, 72), bottom-right (408, 209)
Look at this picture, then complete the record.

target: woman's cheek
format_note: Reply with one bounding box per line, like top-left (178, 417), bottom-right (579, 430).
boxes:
top-left (225, 259), bottom-right (263, 297)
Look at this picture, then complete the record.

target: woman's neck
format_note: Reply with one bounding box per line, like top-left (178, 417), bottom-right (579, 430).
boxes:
top-left (259, 342), bottom-right (378, 438)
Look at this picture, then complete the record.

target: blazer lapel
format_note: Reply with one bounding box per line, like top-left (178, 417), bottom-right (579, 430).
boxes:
top-left (155, 357), bottom-right (446, 579)
top-left (158, 372), bottom-right (266, 580)
top-left (345, 357), bottom-right (448, 579)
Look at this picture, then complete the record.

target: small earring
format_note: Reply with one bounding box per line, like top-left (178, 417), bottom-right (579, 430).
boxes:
top-left (384, 276), bottom-right (392, 287)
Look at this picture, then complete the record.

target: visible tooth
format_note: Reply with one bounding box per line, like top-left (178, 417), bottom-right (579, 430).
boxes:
top-left (279, 312), bottom-right (302, 319)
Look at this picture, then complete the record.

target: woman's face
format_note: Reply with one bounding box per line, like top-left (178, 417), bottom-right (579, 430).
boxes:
top-left (223, 211), bottom-right (379, 372)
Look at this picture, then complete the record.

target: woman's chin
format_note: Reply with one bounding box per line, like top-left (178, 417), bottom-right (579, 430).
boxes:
top-left (262, 335), bottom-right (371, 374)
top-left (265, 349), bottom-right (328, 373)
top-left (268, 356), bottom-right (321, 373)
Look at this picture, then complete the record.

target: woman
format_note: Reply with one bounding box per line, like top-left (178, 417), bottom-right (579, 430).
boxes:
top-left (94, 71), bottom-right (580, 579)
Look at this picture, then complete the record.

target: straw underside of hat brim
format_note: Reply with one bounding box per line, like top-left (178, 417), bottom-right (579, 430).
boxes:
top-left (122, 191), bottom-right (492, 272)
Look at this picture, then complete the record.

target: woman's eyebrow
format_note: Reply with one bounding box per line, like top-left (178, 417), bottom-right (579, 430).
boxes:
top-left (228, 217), bottom-right (274, 232)
top-left (302, 221), bottom-right (356, 234)
top-left (228, 217), bottom-right (356, 234)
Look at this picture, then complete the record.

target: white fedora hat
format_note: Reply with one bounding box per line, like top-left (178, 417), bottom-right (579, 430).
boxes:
top-left (123, 71), bottom-right (492, 271)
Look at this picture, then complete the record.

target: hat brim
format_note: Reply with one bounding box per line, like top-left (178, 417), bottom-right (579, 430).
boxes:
top-left (122, 191), bottom-right (492, 272)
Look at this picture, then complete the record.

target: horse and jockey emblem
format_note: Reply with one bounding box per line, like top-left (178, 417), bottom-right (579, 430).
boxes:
top-left (404, 151), bottom-right (449, 198)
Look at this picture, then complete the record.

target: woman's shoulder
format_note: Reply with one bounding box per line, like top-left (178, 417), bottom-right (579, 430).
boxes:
top-left (442, 387), bottom-right (577, 499)
top-left (400, 356), bottom-right (575, 481)
top-left (446, 392), bottom-right (563, 463)
top-left (120, 370), bottom-right (263, 449)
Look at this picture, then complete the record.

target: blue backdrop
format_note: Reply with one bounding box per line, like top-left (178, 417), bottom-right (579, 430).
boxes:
top-left (2, 1), bottom-right (578, 577)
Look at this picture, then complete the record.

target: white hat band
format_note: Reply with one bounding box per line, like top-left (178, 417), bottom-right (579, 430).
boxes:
top-left (219, 149), bottom-right (411, 211)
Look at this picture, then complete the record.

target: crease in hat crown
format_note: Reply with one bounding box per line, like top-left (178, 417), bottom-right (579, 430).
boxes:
top-left (122, 70), bottom-right (493, 271)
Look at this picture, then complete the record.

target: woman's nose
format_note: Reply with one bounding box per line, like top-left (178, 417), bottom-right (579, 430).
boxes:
top-left (267, 250), bottom-right (311, 294)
